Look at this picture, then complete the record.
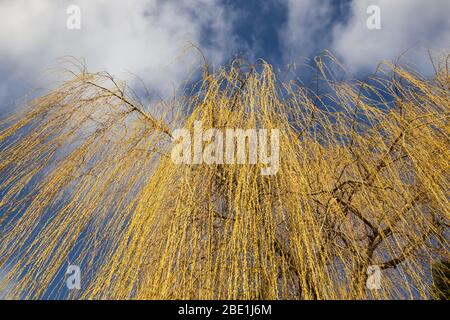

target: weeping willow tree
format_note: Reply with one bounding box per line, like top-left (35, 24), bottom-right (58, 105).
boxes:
top-left (0, 54), bottom-right (449, 299)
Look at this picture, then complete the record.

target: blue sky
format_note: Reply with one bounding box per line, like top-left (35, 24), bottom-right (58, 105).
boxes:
top-left (0, 0), bottom-right (449, 109)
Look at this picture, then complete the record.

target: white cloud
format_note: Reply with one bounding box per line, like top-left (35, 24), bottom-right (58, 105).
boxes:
top-left (279, 0), bottom-right (334, 60)
top-left (1, 0), bottom-right (448, 108)
top-left (280, 0), bottom-right (450, 74)
top-left (332, 0), bottom-right (450, 73)
top-left (0, 0), bottom-right (236, 107)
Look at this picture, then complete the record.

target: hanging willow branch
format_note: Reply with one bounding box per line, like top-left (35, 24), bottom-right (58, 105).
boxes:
top-left (0, 55), bottom-right (449, 300)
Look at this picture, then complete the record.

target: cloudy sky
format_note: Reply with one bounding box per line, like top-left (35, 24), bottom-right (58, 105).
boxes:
top-left (0, 0), bottom-right (449, 108)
